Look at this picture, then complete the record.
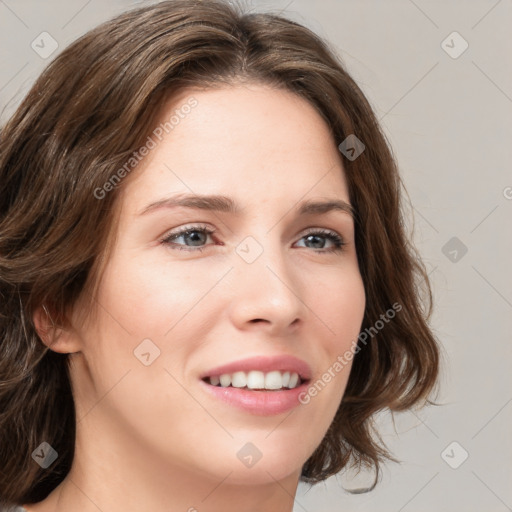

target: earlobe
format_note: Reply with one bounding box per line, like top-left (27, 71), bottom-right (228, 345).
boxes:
top-left (32, 304), bottom-right (80, 354)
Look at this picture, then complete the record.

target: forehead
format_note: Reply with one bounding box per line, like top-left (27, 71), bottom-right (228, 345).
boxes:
top-left (163, 83), bottom-right (338, 157)
top-left (123, 84), bottom-right (350, 211)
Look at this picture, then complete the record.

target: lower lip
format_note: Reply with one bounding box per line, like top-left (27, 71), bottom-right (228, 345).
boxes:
top-left (198, 379), bottom-right (310, 416)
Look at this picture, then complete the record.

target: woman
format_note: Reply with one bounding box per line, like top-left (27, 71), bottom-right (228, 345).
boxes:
top-left (0, 1), bottom-right (440, 511)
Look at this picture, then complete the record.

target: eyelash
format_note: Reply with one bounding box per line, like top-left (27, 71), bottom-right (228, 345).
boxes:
top-left (160, 224), bottom-right (346, 254)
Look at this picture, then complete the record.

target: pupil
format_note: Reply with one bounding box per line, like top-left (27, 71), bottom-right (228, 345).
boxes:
top-left (307, 234), bottom-right (323, 249)
top-left (188, 231), bottom-right (205, 246)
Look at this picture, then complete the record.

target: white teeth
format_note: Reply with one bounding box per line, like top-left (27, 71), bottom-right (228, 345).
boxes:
top-left (231, 371), bottom-right (247, 388)
top-left (207, 370), bottom-right (302, 390)
top-left (219, 374), bottom-right (231, 387)
top-left (246, 370), bottom-right (265, 389)
top-left (265, 370), bottom-right (283, 389)
top-left (288, 372), bottom-right (299, 388)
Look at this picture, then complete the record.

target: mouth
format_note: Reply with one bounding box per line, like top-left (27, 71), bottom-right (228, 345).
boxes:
top-left (198, 354), bottom-right (313, 415)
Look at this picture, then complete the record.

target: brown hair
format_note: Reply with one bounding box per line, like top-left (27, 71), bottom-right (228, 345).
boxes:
top-left (0, 0), bottom-right (441, 506)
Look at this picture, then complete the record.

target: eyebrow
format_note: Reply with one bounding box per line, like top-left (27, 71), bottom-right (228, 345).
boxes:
top-left (138, 193), bottom-right (355, 219)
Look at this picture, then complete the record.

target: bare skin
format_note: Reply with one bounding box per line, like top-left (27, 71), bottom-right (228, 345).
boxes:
top-left (29, 83), bottom-right (366, 512)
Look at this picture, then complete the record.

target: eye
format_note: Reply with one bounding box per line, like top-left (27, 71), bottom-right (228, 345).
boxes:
top-left (160, 224), bottom-right (216, 252)
top-left (160, 225), bottom-right (346, 253)
top-left (295, 228), bottom-right (346, 253)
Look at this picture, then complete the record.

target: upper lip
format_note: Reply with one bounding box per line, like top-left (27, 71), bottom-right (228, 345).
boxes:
top-left (200, 354), bottom-right (312, 381)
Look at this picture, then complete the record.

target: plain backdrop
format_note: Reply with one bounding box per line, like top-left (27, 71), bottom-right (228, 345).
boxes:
top-left (1, 1), bottom-right (511, 511)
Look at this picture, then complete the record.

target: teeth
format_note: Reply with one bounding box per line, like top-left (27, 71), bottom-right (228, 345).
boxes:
top-left (207, 370), bottom-right (302, 390)
top-left (219, 374), bottom-right (231, 387)
top-left (231, 371), bottom-right (247, 388)
top-left (288, 372), bottom-right (299, 388)
top-left (265, 370), bottom-right (283, 389)
top-left (247, 370), bottom-right (265, 389)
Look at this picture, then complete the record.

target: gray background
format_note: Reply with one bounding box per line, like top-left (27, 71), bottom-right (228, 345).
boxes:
top-left (1, 1), bottom-right (511, 511)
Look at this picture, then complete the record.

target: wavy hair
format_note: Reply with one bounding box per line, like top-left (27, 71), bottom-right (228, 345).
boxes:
top-left (0, 0), bottom-right (440, 506)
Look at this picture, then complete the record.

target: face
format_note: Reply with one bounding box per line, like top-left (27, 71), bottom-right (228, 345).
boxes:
top-left (66, 84), bottom-right (366, 486)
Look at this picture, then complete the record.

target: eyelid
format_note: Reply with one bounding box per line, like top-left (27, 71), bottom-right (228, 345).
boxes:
top-left (160, 223), bottom-right (214, 242)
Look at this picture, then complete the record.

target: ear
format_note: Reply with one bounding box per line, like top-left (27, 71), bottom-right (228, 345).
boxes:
top-left (32, 304), bottom-right (82, 354)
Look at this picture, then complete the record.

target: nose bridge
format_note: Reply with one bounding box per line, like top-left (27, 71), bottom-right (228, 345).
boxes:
top-left (228, 230), bottom-right (304, 329)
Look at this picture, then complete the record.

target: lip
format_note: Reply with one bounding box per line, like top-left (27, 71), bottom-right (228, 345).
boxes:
top-left (199, 378), bottom-right (310, 416)
top-left (199, 354), bottom-right (312, 381)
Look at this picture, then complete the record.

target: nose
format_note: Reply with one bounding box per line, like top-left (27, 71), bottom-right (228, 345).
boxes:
top-left (227, 240), bottom-right (305, 335)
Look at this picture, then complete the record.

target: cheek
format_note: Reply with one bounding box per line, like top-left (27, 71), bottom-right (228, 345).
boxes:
top-left (315, 268), bottom-right (366, 347)
top-left (99, 252), bottom-right (210, 338)
top-left (307, 269), bottom-right (365, 397)
top-left (299, 276), bottom-right (364, 416)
